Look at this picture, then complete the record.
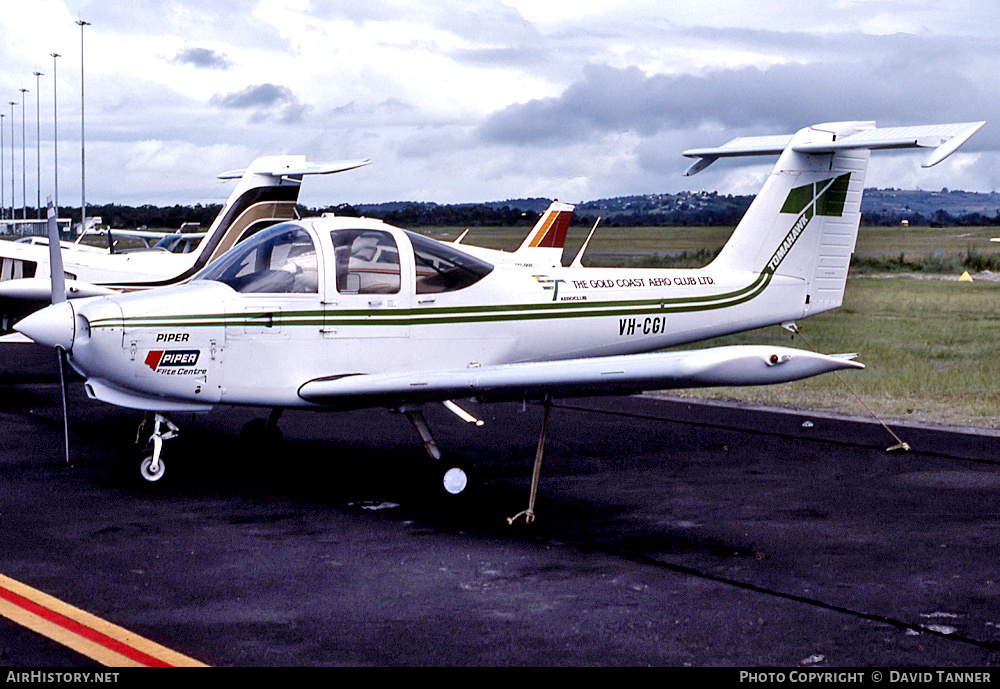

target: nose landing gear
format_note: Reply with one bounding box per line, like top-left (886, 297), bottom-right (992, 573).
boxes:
top-left (135, 413), bottom-right (179, 484)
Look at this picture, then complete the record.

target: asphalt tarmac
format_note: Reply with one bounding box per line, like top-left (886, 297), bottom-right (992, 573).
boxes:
top-left (2, 344), bottom-right (1000, 667)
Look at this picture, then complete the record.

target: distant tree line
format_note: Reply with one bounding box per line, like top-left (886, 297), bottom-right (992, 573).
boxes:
top-left (322, 203), bottom-right (542, 227)
top-left (22, 199), bottom-right (1000, 230)
top-left (860, 209), bottom-right (1000, 227)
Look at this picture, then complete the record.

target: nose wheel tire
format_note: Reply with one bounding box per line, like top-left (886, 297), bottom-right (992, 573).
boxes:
top-left (139, 451), bottom-right (166, 483)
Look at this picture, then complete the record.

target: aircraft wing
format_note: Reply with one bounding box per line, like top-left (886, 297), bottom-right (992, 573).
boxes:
top-left (682, 121), bottom-right (985, 175)
top-left (82, 228), bottom-right (207, 240)
top-left (0, 277), bottom-right (117, 301)
top-left (297, 345), bottom-right (862, 409)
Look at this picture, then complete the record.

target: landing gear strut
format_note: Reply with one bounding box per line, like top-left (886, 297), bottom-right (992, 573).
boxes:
top-left (403, 405), bottom-right (478, 497)
top-left (136, 413), bottom-right (179, 483)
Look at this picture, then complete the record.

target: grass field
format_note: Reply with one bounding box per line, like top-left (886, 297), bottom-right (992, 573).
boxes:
top-left (446, 223), bottom-right (1000, 429)
top-left (670, 276), bottom-right (1000, 430)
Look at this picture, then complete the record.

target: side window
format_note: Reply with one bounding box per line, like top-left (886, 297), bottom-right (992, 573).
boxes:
top-left (407, 231), bottom-right (494, 294)
top-left (197, 224), bottom-right (319, 294)
top-left (331, 230), bottom-right (401, 294)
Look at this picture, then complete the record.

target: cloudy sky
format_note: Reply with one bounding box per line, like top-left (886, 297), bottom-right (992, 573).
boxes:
top-left (1, 0), bottom-right (998, 210)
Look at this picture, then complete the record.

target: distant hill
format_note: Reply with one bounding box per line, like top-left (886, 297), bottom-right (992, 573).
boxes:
top-left (351, 188), bottom-right (1000, 227)
top-left (862, 188), bottom-right (1000, 216)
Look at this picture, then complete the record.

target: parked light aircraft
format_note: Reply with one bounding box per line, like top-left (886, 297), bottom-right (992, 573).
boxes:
top-left (16, 120), bottom-right (983, 521)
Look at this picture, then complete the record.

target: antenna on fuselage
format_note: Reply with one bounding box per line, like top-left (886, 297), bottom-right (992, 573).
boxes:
top-left (570, 216), bottom-right (600, 268)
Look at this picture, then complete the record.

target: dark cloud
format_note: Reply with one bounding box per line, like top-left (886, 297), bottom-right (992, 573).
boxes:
top-left (479, 55), bottom-right (997, 149)
top-left (172, 47), bottom-right (232, 69)
top-left (211, 84), bottom-right (310, 124)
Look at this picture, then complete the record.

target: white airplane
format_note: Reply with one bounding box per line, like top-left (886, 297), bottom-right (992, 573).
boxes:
top-left (75, 223), bottom-right (207, 253)
top-left (15, 120), bottom-right (983, 521)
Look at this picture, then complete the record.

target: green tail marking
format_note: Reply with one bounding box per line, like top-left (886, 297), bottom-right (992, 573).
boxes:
top-left (780, 173), bottom-right (851, 217)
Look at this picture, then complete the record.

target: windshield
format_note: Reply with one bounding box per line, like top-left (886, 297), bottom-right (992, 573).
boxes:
top-left (153, 234), bottom-right (201, 254)
top-left (195, 223), bottom-right (319, 293)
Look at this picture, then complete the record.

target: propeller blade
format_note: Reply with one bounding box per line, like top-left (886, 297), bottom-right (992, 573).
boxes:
top-left (46, 197), bottom-right (66, 304)
top-left (57, 347), bottom-right (71, 466)
top-left (46, 197), bottom-right (71, 465)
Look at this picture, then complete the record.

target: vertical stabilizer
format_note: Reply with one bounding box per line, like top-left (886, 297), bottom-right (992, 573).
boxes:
top-left (689, 120), bottom-right (983, 316)
top-left (708, 122), bottom-right (871, 315)
top-left (513, 201), bottom-right (574, 267)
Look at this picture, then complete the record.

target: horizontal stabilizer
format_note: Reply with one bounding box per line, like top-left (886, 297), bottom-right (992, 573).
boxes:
top-left (218, 158), bottom-right (371, 180)
top-left (0, 277), bottom-right (117, 301)
top-left (683, 121), bottom-right (984, 175)
top-left (298, 345), bottom-right (863, 409)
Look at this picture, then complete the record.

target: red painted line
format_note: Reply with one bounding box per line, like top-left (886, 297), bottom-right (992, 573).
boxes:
top-left (0, 581), bottom-right (172, 667)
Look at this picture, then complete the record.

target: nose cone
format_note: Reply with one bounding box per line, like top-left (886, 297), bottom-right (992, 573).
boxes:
top-left (14, 301), bottom-right (76, 350)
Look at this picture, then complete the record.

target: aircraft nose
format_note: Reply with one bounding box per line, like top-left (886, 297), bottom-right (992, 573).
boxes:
top-left (14, 301), bottom-right (76, 351)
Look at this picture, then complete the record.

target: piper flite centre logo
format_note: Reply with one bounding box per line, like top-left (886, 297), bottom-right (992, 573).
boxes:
top-left (144, 350), bottom-right (207, 376)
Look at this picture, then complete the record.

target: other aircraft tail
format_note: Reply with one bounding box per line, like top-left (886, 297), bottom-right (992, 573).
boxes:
top-left (516, 201), bottom-right (574, 252)
top-left (454, 200), bottom-right (574, 268)
top-left (109, 157), bottom-right (369, 288)
top-left (685, 121), bottom-right (983, 316)
top-left (196, 157), bottom-right (370, 271)
top-left (511, 201), bottom-right (574, 267)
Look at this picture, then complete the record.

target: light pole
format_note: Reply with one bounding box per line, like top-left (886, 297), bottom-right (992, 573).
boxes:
top-left (19, 88), bottom-right (27, 221)
top-left (34, 71), bottom-right (43, 219)
top-left (51, 53), bottom-right (60, 228)
top-left (8, 102), bottom-right (14, 224)
top-left (77, 19), bottom-right (90, 236)
top-left (1, 112), bottom-right (5, 221)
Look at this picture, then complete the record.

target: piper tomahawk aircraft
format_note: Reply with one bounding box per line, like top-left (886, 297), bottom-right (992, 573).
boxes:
top-left (16, 120), bottom-right (983, 520)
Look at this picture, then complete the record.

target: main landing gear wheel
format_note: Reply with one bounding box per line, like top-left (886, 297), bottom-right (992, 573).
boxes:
top-left (239, 408), bottom-right (284, 458)
top-left (442, 466), bottom-right (469, 495)
top-left (238, 418), bottom-right (283, 455)
top-left (437, 462), bottom-right (475, 500)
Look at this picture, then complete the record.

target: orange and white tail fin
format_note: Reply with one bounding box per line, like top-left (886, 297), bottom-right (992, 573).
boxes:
top-left (516, 201), bottom-right (574, 252)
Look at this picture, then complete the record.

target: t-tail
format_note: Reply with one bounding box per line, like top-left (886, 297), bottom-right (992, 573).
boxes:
top-left (684, 121), bottom-right (984, 317)
top-left (112, 156), bottom-right (370, 288)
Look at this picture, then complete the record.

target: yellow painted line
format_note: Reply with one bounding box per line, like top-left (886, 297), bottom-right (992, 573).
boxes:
top-left (0, 573), bottom-right (208, 667)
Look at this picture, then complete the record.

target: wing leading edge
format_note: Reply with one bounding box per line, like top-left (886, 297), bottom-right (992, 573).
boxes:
top-left (297, 345), bottom-right (863, 409)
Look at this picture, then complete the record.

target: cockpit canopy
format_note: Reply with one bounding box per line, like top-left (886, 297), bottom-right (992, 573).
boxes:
top-left (195, 224), bottom-right (319, 293)
top-left (194, 220), bottom-right (493, 295)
